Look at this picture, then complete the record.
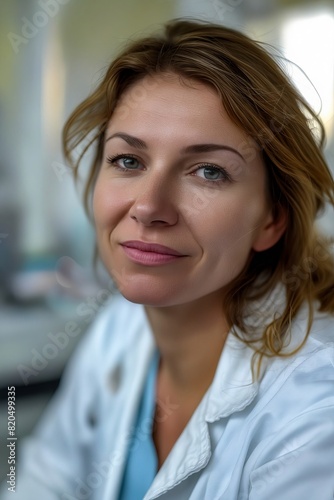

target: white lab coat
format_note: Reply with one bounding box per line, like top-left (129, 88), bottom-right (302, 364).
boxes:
top-left (1, 286), bottom-right (334, 500)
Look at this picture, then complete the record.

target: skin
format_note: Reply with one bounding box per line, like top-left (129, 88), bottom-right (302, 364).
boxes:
top-left (93, 72), bottom-right (287, 465)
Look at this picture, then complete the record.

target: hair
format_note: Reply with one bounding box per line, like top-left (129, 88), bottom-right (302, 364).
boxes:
top-left (62, 19), bottom-right (334, 374)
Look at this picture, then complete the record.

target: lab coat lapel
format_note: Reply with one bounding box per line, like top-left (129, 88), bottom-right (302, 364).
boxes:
top-left (144, 395), bottom-right (212, 500)
top-left (102, 312), bottom-right (155, 500)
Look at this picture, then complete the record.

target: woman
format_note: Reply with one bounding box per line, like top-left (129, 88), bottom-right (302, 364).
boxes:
top-left (3, 19), bottom-right (334, 500)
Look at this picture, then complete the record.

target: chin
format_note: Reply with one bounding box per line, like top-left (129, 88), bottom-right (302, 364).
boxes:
top-left (119, 288), bottom-right (175, 307)
top-left (113, 277), bottom-right (180, 308)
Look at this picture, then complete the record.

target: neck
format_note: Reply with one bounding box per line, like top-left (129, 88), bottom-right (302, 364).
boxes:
top-left (144, 291), bottom-right (230, 401)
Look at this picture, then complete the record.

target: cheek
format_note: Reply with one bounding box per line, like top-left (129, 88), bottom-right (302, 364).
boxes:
top-left (93, 177), bottom-right (123, 229)
top-left (195, 195), bottom-right (266, 256)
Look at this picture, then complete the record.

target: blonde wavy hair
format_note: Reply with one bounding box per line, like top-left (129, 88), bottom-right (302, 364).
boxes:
top-left (63, 19), bottom-right (334, 370)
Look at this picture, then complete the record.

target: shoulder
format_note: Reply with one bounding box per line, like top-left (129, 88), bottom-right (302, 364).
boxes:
top-left (62, 292), bottom-right (152, 383)
top-left (284, 304), bottom-right (334, 366)
top-left (82, 292), bottom-right (148, 350)
top-left (307, 307), bottom-right (334, 346)
top-left (259, 305), bottom-right (334, 413)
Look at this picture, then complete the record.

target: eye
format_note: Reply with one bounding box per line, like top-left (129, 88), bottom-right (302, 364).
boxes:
top-left (106, 154), bottom-right (142, 170)
top-left (195, 164), bottom-right (231, 183)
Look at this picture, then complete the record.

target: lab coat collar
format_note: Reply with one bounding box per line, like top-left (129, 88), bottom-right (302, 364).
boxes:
top-left (204, 331), bottom-right (261, 423)
top-left (145, 282), bottom-right (287, 498)
top-left (204, 281), bottom-right (287, 422)
top-left (145, 332), bottom-right (260, 499)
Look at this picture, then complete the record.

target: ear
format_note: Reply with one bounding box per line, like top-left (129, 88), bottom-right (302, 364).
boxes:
top-left (252, 206), bottom-right (287, 252)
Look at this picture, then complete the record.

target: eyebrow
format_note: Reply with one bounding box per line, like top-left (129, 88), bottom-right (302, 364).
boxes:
top-left (105, 132), bottom-right (245, 161)
top-left (105, 132), bottom-right (146, 149)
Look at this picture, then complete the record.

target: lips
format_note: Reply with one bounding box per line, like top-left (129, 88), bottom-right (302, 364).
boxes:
top-left (121, 240), bottom-right (184, 256)
top-left (120, 240), bottom-right (186, 266)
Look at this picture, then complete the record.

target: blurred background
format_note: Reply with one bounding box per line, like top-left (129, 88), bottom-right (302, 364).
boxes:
top-left (0, 0), bottom-right (334, 479)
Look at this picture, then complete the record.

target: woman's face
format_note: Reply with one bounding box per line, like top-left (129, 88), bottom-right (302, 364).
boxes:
top-left (93, 73), bottom-right (284, 306)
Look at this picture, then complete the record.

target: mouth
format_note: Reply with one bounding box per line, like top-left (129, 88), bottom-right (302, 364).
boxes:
top-left (120, 240), bottom-right (187, 265)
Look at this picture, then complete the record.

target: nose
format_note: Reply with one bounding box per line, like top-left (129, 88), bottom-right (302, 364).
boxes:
top-left (129, 169), bottom-right (179, 227)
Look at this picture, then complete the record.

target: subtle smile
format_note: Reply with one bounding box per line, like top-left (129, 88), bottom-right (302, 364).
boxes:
top-left (120, 241), bottom-right (187, 265)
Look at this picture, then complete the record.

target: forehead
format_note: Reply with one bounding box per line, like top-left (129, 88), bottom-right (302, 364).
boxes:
top-left (108, 73), bottom-right (249, 146)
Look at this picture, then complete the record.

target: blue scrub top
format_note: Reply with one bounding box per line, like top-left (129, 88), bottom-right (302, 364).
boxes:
top-left (118, 350), bottom-right (160, 499)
